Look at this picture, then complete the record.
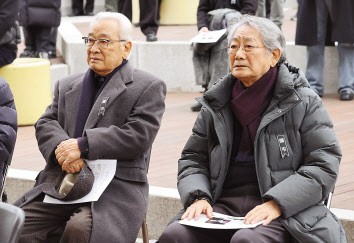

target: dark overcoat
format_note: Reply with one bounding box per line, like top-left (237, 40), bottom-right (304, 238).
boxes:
top-left (19, 0), bottom-right (61, 27)
top-left (14, 62), bottom-right (166, 243)
top-left (174, 64), bottom-right (347, 242)
top-left (295, 0), bottom-right (354, 45)
top-left (197, 0), bottom-right (258, 30)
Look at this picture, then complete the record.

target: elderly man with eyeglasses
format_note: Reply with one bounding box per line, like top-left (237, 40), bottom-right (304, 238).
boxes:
top-left (14, 12), bottom-right (166, 243)
top-left (159, 15), bottom-right (346, 243)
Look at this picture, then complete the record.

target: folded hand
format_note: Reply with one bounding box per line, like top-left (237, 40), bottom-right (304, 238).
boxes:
top-left (55, 139), bottom-right (81, 168)
top-left (63, 158), bottom-right (85, 173)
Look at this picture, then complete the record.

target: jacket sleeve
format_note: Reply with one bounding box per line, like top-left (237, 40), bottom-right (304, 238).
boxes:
top-left (0, 81), bottom-right (17, 164)
top-left (35, 81), bottom-right (71, 164)
top-left (84, 80), bottom-right (166, 161)
top-left (177, 107), bottom-right (212, 209)
top-left (0, 0), bottom-right (19, 34)
top-left (263, 94), bottom-right (341, 218)
top-left (197, 0), bottom-right (211, 30)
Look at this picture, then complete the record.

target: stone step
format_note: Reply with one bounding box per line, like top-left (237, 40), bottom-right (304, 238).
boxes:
top-left (4, 168), bottom-right (354, 242)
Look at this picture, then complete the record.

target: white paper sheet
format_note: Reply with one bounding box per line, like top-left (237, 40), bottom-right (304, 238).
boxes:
top-left (179, 212), bottom-right (264, 229)
top-left (43, 159), bottom-right (117, 204)
top-left (190, 29), bottom-right (227, 43)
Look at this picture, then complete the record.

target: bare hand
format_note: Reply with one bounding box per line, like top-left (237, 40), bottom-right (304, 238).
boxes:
top-left (181, 199), bottom-right (213, 221)
top-left (55, 139), bottom-right (81, 167)
top-left (199, 27), bottom-right (209, 33)
top-left (244, 200), bottom-right (281, 225)
top-left (64, 158), bottom-right (85, 173)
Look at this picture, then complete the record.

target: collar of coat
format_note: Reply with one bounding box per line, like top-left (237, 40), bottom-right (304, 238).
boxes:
top-left (64, 61), bottom-right (135, 135)
top-left (202, 63), bottom-right (310, 110)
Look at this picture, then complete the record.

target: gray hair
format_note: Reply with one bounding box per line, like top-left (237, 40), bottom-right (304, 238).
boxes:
top-left (90, 12), bottom-right (133, 42)
top-left (227, 15), bottom-right (287, 64)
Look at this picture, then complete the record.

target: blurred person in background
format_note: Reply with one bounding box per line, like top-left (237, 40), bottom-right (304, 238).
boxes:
top-left (0, 0), bottom-right (20, 68)
top-left (256, 0), bottom-right (284, 29)
top-left (19, 0), bottom-right (61, 60)
top-left (71, 0), bottom-right (95, 16)
top-left (191, 0), bottom-right (257, 112)
top-left (105, 0), bottom-right (160, 42)
top-left (296, 0), bottom-right (354, 100)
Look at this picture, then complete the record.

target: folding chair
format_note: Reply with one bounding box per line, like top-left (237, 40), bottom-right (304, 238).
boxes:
top-left (141, 148), bottom-right (152, 243)
top-left (0, 202), bottom-right (25, 243)
top-left (324, 191), bottom-right (333, 209)
top-left (1, 151), bottom-right (13, 202)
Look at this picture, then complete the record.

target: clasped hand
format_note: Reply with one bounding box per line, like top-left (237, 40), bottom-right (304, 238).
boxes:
top-left (181, 199), bottom-right (281, 226)
top-left (55, 139), bottom-right (84, 173)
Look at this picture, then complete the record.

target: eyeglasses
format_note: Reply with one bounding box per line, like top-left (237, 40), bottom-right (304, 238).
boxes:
top-left (227, 36), bottom-right (265, 53)
top-left (82, 37), bottom-right (126, 49)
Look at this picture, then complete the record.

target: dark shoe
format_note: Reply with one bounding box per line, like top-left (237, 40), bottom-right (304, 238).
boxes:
top-left (146, 33), bottom-right (157, 42)
top-left (20, 48), bottom-right (33, 57)
top-left (69, 11), bottom-right (84, 16)
top-left (191, 102), bottom-right (202, 112)
top-left (85, 12), bottom-right (94, 16)
top-left (39, 52), bottom-right (49, 60)
top-left (339, 90), bottom-right (354, 101)
top-left (30, 51), bottom-right (39, 58)
top-left (48, 51), bottom-right (57, 59)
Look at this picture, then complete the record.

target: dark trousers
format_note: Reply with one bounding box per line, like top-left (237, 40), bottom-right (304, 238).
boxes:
top-left (118, 0), bottom-right (159, 35)
top-left (0, 46), bottom-right (16, 68)
top-left (159, 184), bottom-right (291, 243)
top-left (19, 194), bottom-right (92, 243)
top-left (23, 26), bottom-right (51, 52)
top-left (23, 26), bottom-right (57, 53)
top-left (72, 0), bottom-right (94, 15)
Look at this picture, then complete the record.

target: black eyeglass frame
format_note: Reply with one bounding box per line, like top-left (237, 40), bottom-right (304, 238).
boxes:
top-left (82, 37), bottom-right (127, 48)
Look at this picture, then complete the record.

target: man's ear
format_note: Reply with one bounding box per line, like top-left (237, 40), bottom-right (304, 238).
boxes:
top-left (270, 49), bottom-right (281, 67)
top-left (122, 41), bottom-right (132, 59)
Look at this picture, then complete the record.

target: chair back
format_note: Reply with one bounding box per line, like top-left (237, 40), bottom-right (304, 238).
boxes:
top-left (324, 192), bottom-right (333, 209)
top-left (0, 202), bottom-right (25, 243)
top-left (142, 148), bottom-right (152, 243)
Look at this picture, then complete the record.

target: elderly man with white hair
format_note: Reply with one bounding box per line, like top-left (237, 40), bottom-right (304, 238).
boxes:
top-left (14, 12), bottom-right (166, 243)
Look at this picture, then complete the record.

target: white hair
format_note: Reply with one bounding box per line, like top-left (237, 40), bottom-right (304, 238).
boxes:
top-left (227, 15), bottom-right (287, 65)
top-left (90, 12), bottom-right (133, 42)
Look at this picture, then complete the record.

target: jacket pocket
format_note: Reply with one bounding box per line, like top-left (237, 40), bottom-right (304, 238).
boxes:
top-left (115, 158), bottom-right (147, 182)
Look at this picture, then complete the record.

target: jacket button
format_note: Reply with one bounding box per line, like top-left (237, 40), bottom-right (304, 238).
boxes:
top-left (295, 97), bottom-right (299, 101)
top-left (277, 110), bottom-right (282, 113)
top-left (22, 196), bottom-right (27, 202)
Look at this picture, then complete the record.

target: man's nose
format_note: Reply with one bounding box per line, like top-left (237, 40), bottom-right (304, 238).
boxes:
top-left (90, 41), bottom-right (100, 52)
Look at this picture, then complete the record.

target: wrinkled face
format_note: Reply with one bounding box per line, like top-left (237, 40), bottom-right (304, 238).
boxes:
top-left (87, 18), bottom-right (131, 76)
top-left (228, 25), bottom-right (279, 86)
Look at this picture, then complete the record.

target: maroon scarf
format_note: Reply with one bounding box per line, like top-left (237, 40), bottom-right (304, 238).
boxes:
top-left (231, 66), bottom-right (278, 151)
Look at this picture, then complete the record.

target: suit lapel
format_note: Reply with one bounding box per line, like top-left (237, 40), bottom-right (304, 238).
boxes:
top-left (64, 78), bottom-right (83, 137)
top-left (83, 62), bottom-right (134, 132)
